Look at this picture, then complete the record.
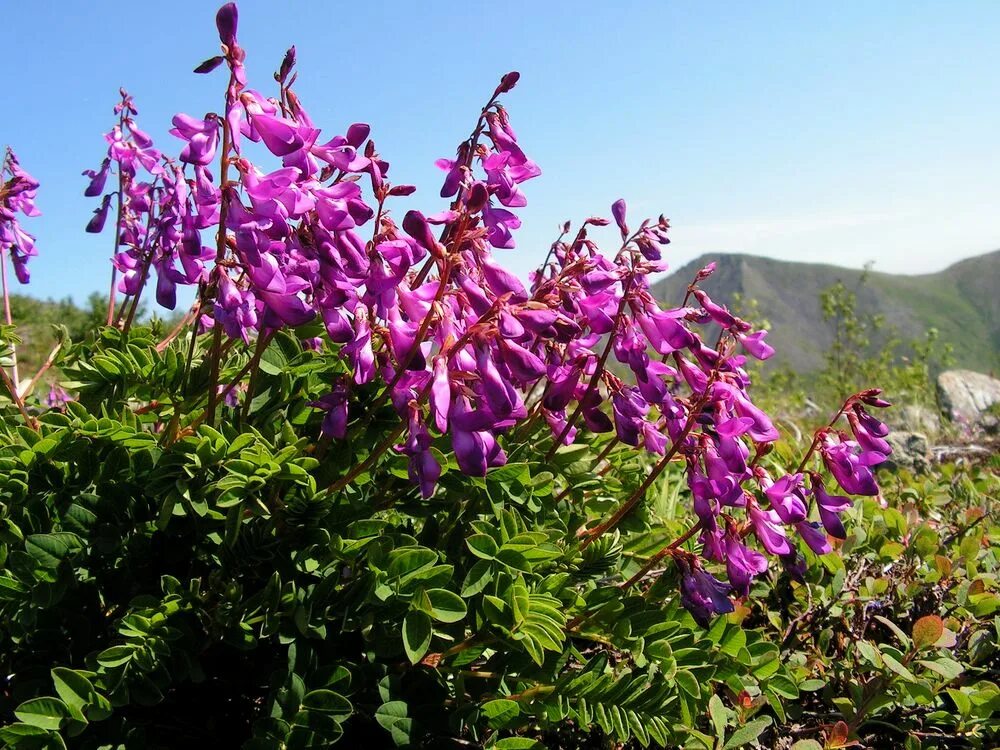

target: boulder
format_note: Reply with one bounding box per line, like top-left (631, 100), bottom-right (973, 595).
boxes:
top-left (888, 404), bottom-right (940, 436)
top-left (882, 431), bottom-right (931, 474)
top-left (936, 370), bottom-right (1000, 430)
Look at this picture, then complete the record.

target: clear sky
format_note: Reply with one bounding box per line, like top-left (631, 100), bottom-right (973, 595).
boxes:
top-left (3, 1), bottom-right (999, 305)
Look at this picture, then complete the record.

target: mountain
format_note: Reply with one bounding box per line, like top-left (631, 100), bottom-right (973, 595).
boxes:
top-left (651, 250), bottom-right (1000, 373)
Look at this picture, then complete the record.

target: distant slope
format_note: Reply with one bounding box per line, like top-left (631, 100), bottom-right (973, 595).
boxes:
top-left (652, 250), bottom-right (1000, 373)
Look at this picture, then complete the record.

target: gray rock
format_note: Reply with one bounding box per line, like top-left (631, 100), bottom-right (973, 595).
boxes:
top-left (888, 404), bottom-right (941, 436)
top-left (937, 370), bottom-right (1000, 430)
top-left (882, 431), bottom-right (931, 473)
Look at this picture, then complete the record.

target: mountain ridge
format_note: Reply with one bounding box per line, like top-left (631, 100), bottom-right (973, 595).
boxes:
top-left (651, 249), bottom-right (1000, 373)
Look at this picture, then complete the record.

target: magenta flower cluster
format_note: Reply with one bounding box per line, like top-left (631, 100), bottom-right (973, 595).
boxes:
top-left (0, 148), bottom-right (41, 285)
top-left (84, 90), bottom-right (213, 313)
top-left (13, 2), bottom-right (894, 626)
top-left (683, 390), bottom-right (891, 623)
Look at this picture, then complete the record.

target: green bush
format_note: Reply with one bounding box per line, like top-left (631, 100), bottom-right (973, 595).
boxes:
top-left (0, 326), bottom-right (996, 748)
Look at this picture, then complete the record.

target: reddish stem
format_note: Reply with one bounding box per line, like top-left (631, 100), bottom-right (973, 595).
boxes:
top-left (794, 395), bottom-right (855, 474)
top-left (545, 268), bottom-right (636, 460)
top-left (0, 250), bottom-right (18, 392)
top-left (206, 87), bottom-right (235, 426)
top-left (156, 301), bottom-right (201, 353)
top-left (579, 391), bottom-right (707, 550)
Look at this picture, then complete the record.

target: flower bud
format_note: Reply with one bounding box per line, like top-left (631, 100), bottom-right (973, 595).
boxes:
top-left (86, 194), bottom-right (112, 233)
top-left (277, 46), bottom-right (296, 83)
top-left (611, 198), bottom-right (628, 239)
top-left (216, 3), bottom-right (238, 47)
top-left (194, 56), bottom-right (225, 74)
top-left (495, 71), bottom-right (520, 95)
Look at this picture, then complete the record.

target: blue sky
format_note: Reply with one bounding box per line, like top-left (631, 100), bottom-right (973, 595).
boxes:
top-left (4, 1), bottom-right (999, 305)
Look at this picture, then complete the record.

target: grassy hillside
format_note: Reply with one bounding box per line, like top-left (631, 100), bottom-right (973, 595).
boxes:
top-left (653, 250), bottom-right (1000, 373)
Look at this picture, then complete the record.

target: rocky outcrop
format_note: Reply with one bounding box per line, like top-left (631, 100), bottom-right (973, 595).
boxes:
top-left (937, 370), bottom-right (1000, 433)
top-left (883, 432), bottom-right (931, 474)
top-left (888, 404), bottom-right (940, 436)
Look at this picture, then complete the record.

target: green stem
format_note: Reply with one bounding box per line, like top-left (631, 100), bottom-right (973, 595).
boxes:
top-left (0, 250), bottom-right (18, 393)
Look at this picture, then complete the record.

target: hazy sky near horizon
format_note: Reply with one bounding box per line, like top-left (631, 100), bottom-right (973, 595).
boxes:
top-left (3, 1), bottom-right (999, 304)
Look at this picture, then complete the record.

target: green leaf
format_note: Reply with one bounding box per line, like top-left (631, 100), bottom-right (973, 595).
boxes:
top-left (509, 580), bottom-right (529, 625)
top-left (403, 611), bottom-right (433, 663)
top-left (494, 739), bottom-right (546, 749)
top-left (14, 697), bottom-right (70, 731)
top-left (856, 640), bottom-right (882, 666)
top-left (708, 694), bottom-right (728, 739)
top-left (959, 529), bottom-right (981, 561)
top-left (375, 701), bottom-right (413, 747)
top-left (768, 674), bottom-right (800, 699)
top-left (720, 627), bottom-right (747, 657)
top-left (387, 548), bottom-right (437, 579)
top-left (0, 575), bottom-right (28, 599)
top-left (873, 615), bottom-right (911, 648)
top-left (258, 345), bottom-right (288, 375)
top-left (790, 741), bottom-right (823, 750)
top-left (946, 688), bottom-right (972, 717)
top-left (426, 588), bottom-right (467, 623)
top-left (675, 669), bottom-right (701, 698)
top-left (301, 690), bottom-right (351, 721)
top-left (881, 653), bottom-right (917, 682)
top-left (495, 548), bottom-right (530, 572)
top-left (0, 724), bottom-right (52, 744)
top-left (51, 668), bottom-right (95, 713)
top-left (95, 645), bottom-right (134, 668)
top-left (460, 560), bottom-right (493, 597)
top-left (467, 534), bottom-right (499, 559)
top-left (722, 716), bottom-right (773, 749)
top-left (481, 699), bottom-right (520, 728)
top-left (916, 658), bottom-right (964, 681)
top-left (25, 533), bottom-right (84, 569)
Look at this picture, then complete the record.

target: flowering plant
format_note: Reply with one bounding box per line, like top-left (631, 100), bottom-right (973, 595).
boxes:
top-left (0, 4), bottom-right (907, 748)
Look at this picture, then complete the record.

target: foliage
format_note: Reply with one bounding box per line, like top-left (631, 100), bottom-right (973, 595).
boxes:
top-left (0, 326), bottom-right (996, 748)
top-left (0, 326), bottom-right (795, 748)
top-left (818, 271), bottom-right (954, 410)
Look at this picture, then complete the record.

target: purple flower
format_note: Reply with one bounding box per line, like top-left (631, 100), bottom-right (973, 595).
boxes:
top-left (45, 385), bottom-right (74, 410)
top-left (451, 398), bottom-right (507, 477)
top-left (821, 434), bottom-right (881, 496)
top-left (748, 504), bottom-right (792, 556)
top-left (679, 559), bottom-right (734, 627)
top-left (399, 408), bottom-right (441, 498)
top-left (763, 473), bottom-right (809, 524)
top-left (343, 309), bottom-right (376, 385)
top-left (810, 474), bottom-right (852, 540)
top-left (737, 330), bottom-right (775, 360)
top-left (83, 159), bottom-right (111, 197)
top-left (86, 195), bottom-right (112, 233)
top-left (251, 113), bottom-right (311, 157)
top-left (170, 114), bottom-right (220, 165)
top-left (693, 290), bottom-right (746, 331)
top-left (780, 552), bottom-right (807, 582)
top-left (797, 521), bottom-right (832, 555)
top-left (847, 409), bottom-right (892, 457)
top-left (724, 531), bottom-right (768, 597)
top-left (1, 148), bottom-right (41, 283)
top-left (57, 4), bottom-right (898, 621)
top-left (435, 155), bottom-right (465, 198)
top-left (311, 382), bottom-right (350, 439)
